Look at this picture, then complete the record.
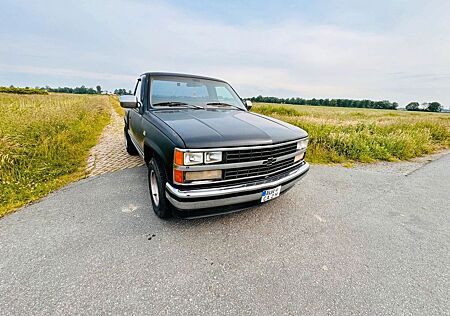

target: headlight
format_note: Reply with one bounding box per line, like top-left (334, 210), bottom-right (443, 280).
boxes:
top-left (184, 152), bottom-right (203, 165)
top-left (204, 151), bottom-right (222, 164)
top-left (174, 149), bottom-right (222, 166)
top-left (173, 148), bottom-right (224, 183)
top-left (297, 139), bottom-right (308, 150)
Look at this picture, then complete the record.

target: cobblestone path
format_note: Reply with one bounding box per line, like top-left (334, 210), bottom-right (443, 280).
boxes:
top-left (86, 109), bottom-right (144, 177)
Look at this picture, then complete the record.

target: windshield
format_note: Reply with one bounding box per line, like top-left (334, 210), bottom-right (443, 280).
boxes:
top-left (150, 76), bottom-right (245, 110)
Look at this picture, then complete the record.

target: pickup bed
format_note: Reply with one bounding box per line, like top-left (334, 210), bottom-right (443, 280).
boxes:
top-left (120, 72), bottom-right (309, 218)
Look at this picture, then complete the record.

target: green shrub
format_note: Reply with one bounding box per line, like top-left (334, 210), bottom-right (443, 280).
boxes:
top-left (0, 86), bottom-right (48, 95)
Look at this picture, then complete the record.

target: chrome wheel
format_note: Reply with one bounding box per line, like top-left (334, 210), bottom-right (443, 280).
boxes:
top-left (150, 170), bottom-right (160, 207)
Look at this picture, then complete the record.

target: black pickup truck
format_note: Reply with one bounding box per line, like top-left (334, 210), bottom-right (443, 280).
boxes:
top-left (120, 72), bottom-right (309, 218)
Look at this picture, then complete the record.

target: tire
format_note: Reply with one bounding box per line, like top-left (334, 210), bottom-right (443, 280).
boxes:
top-left (124, 125), bottom-right (138, 155)
top-left (148, 158), bottom-right (173, 218)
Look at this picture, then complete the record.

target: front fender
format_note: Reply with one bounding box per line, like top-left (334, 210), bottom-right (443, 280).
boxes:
top-left (144, 135), bottom-right (177, 183)
top-left (141, 112), bottom-right (186, 182)
top-left (144, 136), bottom-right (171, 163)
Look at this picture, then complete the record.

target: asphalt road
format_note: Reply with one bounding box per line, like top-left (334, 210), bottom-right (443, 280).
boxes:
top-left (1, 154), bottom-right (449, 315)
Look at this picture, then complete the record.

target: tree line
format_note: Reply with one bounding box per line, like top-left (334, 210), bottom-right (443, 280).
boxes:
top-left (0, 85), bottom-right (104, 95)
top-left (43, 85), bottom-right (102, 94)
top-left (250, 95), bottom-right (399, 110)
top-left (41, 85), bottom-right (133, 95)
top-left (250, 96), bottom-right (444, 112)
top-left (0, 86), bottom-right (48, 95)
top-left (2, 85), bottom-right (134, 96)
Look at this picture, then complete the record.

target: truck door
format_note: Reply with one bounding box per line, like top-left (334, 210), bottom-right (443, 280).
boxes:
top-left (128, 77), bottom-right (145, 153)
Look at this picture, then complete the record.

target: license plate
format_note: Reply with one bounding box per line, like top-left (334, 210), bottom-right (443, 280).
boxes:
top-left (261, 186), bottom-right (281, 202)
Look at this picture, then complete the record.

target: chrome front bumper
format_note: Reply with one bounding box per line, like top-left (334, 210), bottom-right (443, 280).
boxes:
top-left (165, 162), bottom-right (309, 211)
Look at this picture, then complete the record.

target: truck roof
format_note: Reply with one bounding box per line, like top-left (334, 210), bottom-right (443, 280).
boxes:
top-left (141, 72), bottom-right (227, 83)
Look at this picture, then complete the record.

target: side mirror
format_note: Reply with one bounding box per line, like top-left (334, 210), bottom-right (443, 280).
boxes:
top-left (244, 100), bottom-right (252, 110)
top-left (119, 95), bottom-right (138, 108)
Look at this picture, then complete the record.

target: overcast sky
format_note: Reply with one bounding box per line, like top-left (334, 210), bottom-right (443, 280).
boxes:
top-left (1, 0), bottom-right (449, 107)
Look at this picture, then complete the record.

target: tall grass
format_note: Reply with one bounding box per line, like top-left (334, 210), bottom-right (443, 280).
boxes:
top-left (0, 93), bottom-right (110, 217)
top-left (253, 103), bottom-right (450, 163)
top-left (109, 95), bottom-right (125, 116)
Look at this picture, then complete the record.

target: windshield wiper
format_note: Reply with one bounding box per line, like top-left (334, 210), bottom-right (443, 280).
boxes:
top-left (206, 102), bottom-right (243, 110)
top-left (153, 102), bottom-right (203, 109)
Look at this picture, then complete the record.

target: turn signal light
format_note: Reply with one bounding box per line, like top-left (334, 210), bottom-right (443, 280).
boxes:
top-left (174, 169), bottom-right (184, 183)
top-left (174, 149), bottom-right (184, 165)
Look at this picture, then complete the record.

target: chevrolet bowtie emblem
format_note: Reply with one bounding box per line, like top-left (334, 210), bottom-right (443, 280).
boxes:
top-left (264, 157), bottom-right (276, 166)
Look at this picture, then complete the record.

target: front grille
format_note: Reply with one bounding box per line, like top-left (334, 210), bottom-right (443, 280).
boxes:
top-left (224, 157), bottom-right (296, 180)
top-left (224, 142), bottom-right (297, 163)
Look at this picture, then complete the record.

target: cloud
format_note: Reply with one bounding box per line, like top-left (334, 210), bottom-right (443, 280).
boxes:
top-left (0, 64), bottom-right (135, 82)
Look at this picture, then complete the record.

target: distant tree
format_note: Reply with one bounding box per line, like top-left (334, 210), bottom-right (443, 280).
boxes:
top-left (114, 88), bottom-right (131, 95)
top-left (405, 102), bottom-right (420, 111)
top-left (427, 102), bottom-right (442, 112)
top-left (96, 85), bottom-right (102, 94)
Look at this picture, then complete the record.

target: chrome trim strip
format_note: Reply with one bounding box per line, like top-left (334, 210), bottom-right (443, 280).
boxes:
top-left (165, 164), bottom-right (308, 210)
top-left (175, 149), bottom-right (305, 172)
top-left (175, 138), bottom-right (307, 153)
top-left (166, 162), bottom-right (309, 199)
top-left (177, 159), bottom-right (263, 171)
top-left (175, 160), bottom-right (305, 186)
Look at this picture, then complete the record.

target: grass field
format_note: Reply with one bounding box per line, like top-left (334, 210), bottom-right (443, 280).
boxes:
top-left (0, 93), bottom-right (110, 217)
top-left (109, 95), bottom-right (125, 116)
top-left (1, 96), bottom-right (448, 217)
top-left (253, 103), bottom-right (450, 164)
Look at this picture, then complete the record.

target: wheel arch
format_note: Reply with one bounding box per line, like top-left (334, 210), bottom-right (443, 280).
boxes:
top-left (143, 139), bottom-right (174, 182)
top-left (143, 143), bottom-right (155, 165)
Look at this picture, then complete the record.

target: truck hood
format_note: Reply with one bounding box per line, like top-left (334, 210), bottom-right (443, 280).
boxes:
top-left (153, 109), bottom-right (307, 148)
